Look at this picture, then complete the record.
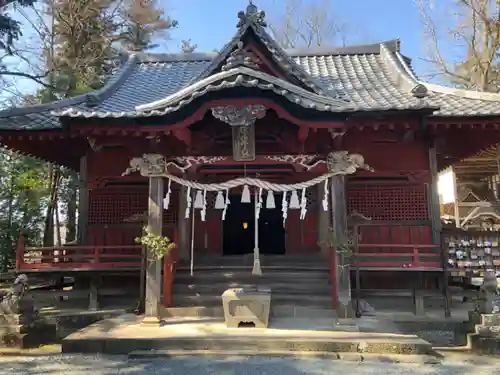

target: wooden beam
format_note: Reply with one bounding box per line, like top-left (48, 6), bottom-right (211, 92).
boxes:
top-left (428, 145), bottom-right (442, 244)
top-left (178, 184), bottom-right (189, 260)
top-left (142, 176), bottom-right (164, 326)
top-left (450, 167), bottom-right (460, 228)
top-left (330, 175), bottom-right (353, 318)
top-left (462, 157), bottom-right (499, 162)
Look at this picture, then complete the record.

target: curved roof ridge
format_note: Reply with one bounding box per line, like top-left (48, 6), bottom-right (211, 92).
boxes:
top-left (380, 44), bottom-right (428, 98)
top-left (393, 50), bottom-right (500, 102)
top-left (135, 66), bottom-right (351, 112)
top-left (84, 54), bottom-right (138, 106)
top-left (133, 51), bottom-right (217, 63)
top-left (188, 5), bottom-right (330, 97)
top-left (0, 54), bottom-right (138, 118)
top-left (286, 39), bottom-right (400, 57)
top-left (121, 39), bottom-right (403, 63)
top-left (421, 81), bottom-right (500, 102)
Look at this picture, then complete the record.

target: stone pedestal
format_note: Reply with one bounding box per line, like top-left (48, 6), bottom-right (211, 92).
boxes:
top-left (468, 313), bottom-right (500, 354)
top-left (222, 287), bottom-right (271, 328)
top-left (0, 294), bottom-right (55, 348)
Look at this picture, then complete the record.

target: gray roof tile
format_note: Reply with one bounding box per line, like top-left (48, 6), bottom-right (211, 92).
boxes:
top-left (1, 16), bottom-right (500, 130)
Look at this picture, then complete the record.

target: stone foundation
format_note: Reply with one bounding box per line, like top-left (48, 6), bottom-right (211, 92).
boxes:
top-left (0, 294), bottom-right (56, 349)
top-left (468, 313), bottom-right (500, 354)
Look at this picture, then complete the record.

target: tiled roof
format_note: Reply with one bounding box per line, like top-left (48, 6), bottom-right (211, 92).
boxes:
top-left (1, 4), bottom-right (500, 130)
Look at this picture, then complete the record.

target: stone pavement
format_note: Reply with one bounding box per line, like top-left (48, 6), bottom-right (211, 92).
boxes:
top-left (62, 314), bottom-right (432, 355)
top-left (2, 355), bottom-right (500, 375)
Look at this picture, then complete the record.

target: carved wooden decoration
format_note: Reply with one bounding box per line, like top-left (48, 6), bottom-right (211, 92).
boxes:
top-left (211, 104), bottom-right (266, 162)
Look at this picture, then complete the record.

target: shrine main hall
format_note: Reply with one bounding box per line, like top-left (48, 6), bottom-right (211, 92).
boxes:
top-left (3, 3), bottom-right (500, 319)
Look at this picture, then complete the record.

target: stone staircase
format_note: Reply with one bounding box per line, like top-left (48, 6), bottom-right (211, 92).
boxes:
top-left (165, 254), bottom-right (335, 318)
top-left (467, 313), bottom-right (500, 354)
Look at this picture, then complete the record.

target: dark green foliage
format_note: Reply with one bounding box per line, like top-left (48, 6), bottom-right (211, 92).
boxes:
top-left (0, 151), bottom-right (47, 271)
top-left (0, 0), bottom-right (188, 270)
top-left (0, 0), bottom-right (35, 54)
top-left (116, 0), bottom-right (178, 52)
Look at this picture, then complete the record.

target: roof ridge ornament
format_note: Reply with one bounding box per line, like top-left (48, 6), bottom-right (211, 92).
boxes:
top-left (221, 41), bottom-right (260, 71)
top-left (411, 83), bottom-right (428, 98)
top-left (237, 1), bottom-right (267, 28)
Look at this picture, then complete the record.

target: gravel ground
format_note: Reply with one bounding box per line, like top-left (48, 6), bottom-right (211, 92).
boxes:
top-left (1, 355), bottom-right (500, 375)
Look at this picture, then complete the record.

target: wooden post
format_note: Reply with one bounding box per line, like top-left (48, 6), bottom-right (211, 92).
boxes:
top-left (77, 155), bottom-right (89, 245)
top-left (353, 223), bottom-right (361, 317)
top-left (450, 167), bottom-right (460, 228)
top-left (15, 233), bottom-right (25, 270)
top-left (252, 188), bottom-right (262, 275)
top-left (428, 145), bottom-right (442, 244)
top-left (142, 176), bottom-right (164, 326)
top-left (178, 185), bottom-right (189, 260)
top-left (429, 143), bottom-right (450, 317)
top-left (317, 184), bottom-right (329, 255)
top-left (330, 175), bottom-right (353, 318)
top-left (88, 275), bottom-right (100, 311)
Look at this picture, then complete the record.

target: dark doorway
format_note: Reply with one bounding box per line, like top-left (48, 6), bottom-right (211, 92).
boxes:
top-left (222, 194), bottom-right (286, 256)
top-left (259, 193), bottom-right (286, 255)
top-left (223, 195), bottom-right (254, 255)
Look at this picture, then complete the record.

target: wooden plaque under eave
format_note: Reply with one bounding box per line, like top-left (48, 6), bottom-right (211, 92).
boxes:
top-left (232, 124), bottom-right (256, 161)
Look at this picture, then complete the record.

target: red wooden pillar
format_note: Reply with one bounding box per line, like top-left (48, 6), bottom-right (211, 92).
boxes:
top-left (163, 255), bottom-right (174, 307)
top-left (15, 233), bottom-right (25, 270)
top-left (329, 250), bottom-right (338, 309)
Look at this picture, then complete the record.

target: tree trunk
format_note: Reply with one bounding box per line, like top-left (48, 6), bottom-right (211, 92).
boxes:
top-left (43, 164), bottom-right (59, 247)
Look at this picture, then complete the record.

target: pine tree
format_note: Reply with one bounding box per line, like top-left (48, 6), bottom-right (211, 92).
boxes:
top-left (116, 0), bottom-right (178, 52)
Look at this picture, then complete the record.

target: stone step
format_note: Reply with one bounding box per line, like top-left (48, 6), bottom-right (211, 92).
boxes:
top-left (467, 332), bottom-right (500, 355)
top-left (63, 331), bottom-right (432, 356)
top-left (481, 314), bottom-right (500, 327)
top-left (172, 293), bottom-right (333, 308)
top-left (177, 265), bottom-right (330, 273)
top-left (160, 305), bottom-right (337, 318)
top-left (188, 254), bottom-right (327, 266)
top-left (172, 282), bottom-right (331, 296)
top-left (174, 270), bottom-right (330, 282)
top-left (475, 324), bottom-right (500, 337)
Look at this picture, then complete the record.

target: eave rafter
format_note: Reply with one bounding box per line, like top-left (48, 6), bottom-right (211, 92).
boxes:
top-left (0, 131), bottom-right (85, 169)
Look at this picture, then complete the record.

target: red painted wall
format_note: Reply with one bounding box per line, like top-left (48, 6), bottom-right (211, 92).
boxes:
top-left (344, 130), bottom-right (433, 246)
top-left (83, 128), bottom-right (434, 252)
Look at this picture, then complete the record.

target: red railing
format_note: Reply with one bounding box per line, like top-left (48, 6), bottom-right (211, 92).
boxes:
top-left (16, 229), bottom-right (180, 309)
top-left (355, 244), bottom-right (441, 269)
top-left (327, 243), bottom-right (441, 309)
top-left (16, 233), bottom-right (143, 271)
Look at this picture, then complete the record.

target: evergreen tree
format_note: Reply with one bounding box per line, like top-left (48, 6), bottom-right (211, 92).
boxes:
top-left (116, 0), bottom-right (178, 52)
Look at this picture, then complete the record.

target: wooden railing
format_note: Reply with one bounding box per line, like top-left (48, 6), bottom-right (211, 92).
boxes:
top-left (16, 233), bottom-right (143, 271)
top-left (16, 228), bottom-right (180, 309)
top-left (327, 243), bottom-right (441, 309)
top-left (355, 244), bottom-right (441, 269)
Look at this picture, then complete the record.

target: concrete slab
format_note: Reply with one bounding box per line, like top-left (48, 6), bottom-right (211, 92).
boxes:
top-left (62, 314), bottom-right (433, 355)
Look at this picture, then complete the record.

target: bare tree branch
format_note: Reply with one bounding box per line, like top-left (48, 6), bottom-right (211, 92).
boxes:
top-left (0, 70), bottom-right (55, 88)
top-left (269, 0), bottom-right (352, 49)
top-left (416, 0), bottom-right (500, 91)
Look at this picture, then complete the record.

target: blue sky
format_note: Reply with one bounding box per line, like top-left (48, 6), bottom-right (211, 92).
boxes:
top-left (164, 0), bottom-right (441, 78)
top-left (8, 0), bottom-right (456, 101)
